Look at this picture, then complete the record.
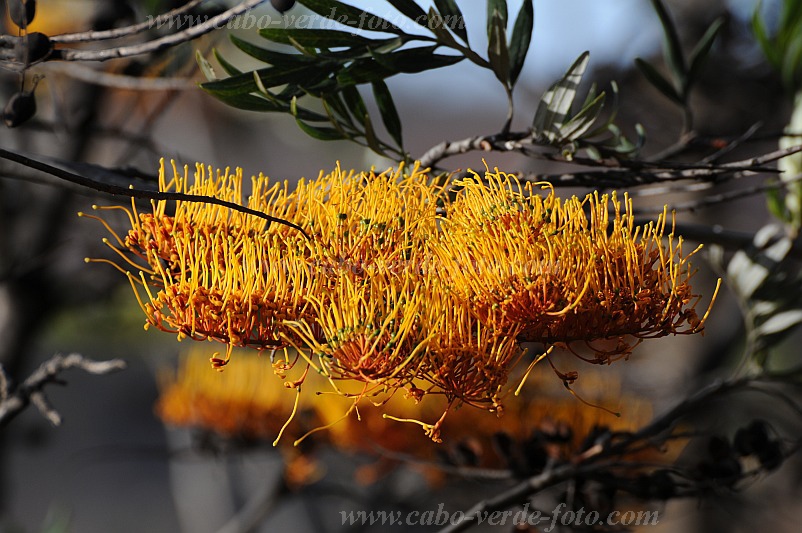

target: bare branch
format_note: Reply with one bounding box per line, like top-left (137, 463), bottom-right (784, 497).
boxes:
top-left (0, 353), bottom-right (127, 428)
top-left (633, 173), bottom-right (802, 215)
top-left (417, 132), bottom-right (531, 169)
top-left (50, 0), bottom-right (207, 44)
top-left (52, 0), bottom-right (267, 62)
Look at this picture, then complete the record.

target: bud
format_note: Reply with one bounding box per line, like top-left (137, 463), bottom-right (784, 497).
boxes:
top-left (270, 0), bottom-right (296, 13)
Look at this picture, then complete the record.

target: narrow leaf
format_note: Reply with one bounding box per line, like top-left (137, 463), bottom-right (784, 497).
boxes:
top-left (686, 17), bottom-right (724, 91)
top-left (487, 9), bottom-right (510, 86)
top-left (341, 85), bottom-right (368, 122)
top-left (322, 92), bottom-right (355, 126)
top-left (533, 52), bottom-right (590, 139)
top-left (259, 28), bottom-right (386, 48)
top-left (487, 0), bottom-right (508, 38)
top-left (296, 0), bottom-right (406, 35)
top-left (559, 91), bottom-right (606, 141)
top-left (508, 0), bottom-right (533, 86)
top-left (213, 49), bottom-right (243, 76)
top-left (387, 0), bottom-right (428, 27)
top-left (433, 0), bottom-right (468, 44)
top-left (291, 97), bottom-right (347, 140)
top-left (372, 80), bottom-right (403, 149)
top-left (337, 59), bottom-right (393, 85)
top-left (427, 7), bottom-right (460, 48)
top-left (231, 35), bottom-right (318, 66)
top-left (362, 111), bottom-right (384, 155)
top-left (650, 0), bottom-right (686, 80)
top-left (756, 309), bottom-right (802, 337)
top-left (196, 51), bottom-right (218, 81)
top-left (201, 62), bottom-right (335, 96)
top-left (635, 58), bottom-right (683, 105)
top-left (372, 45), bottom-right (462, 73)
top-left (752, 3), bottom-right (780, 67)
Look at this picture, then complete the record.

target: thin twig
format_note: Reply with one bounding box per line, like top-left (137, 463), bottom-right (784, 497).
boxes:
top-left (0, 148), bottom-right (310, 239)
top-left (52, 0), bottom-right (267, 62)
top-left (437, 462), bottom-right (599, 533)
top-left (439, 372), bottom-right (802, 533)
top-left (50, 0), bottom-right (207, 44)
top-left (633, 173), bottom-right (802, 215)
top-left (0, 353), bottom-right (127, 427)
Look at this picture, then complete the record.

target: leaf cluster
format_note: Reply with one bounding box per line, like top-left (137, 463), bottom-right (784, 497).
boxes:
top-left (635, 0), bottom-right (724, 130)
top-left (200, 0), bottom-right (537, 158)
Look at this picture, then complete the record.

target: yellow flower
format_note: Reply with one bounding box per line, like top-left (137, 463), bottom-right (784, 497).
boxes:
top-left (87, 159), bottom-right (717, 441)
top-left (83, 160), bottom-right (314, 368)
top-left (433, 167), bottom-right (717, 363)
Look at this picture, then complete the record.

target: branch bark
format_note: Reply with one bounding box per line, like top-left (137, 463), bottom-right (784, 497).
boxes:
top-left (52, 0), bottom-right (267, 62)
top-left (0, 353), bottom-right (127, 427)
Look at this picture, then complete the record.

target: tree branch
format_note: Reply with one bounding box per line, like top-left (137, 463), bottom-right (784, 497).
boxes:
top-left (437, 371), bottom-right (802, 533)
top-left (49, 0), bottom-right (207, 44)
top-left (0, 148), bottom-right (310, 239)
top-left (0, 353), bottom-right (127, 427)
top-left (51, 0), bottom-right (267, 62)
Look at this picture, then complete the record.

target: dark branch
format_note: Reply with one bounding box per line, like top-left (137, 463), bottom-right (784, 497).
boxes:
top-left (0, 148), bottom-right (310, 239)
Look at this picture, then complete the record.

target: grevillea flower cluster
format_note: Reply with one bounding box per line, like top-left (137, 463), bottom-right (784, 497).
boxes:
top-left (84, 159), bottom-right (717, 441)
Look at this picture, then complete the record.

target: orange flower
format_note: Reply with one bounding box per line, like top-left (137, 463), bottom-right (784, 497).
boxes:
top-left (87, 159), bottom-right (717, 441)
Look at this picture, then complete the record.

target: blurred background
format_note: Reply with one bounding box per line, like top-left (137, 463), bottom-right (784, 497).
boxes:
top-left (1, 0), bottom-right (799, 532)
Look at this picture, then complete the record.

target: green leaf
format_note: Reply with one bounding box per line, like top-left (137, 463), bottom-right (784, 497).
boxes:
top-left (291, 97), bottom-right (348, 140)
top-left (338, 48), bottom-right (463, 85)
top-left (204, 90), bottom-right (326, 121)
top-left (433, 0), bottom-right (468, 44)
top-left (259, 28), bottom-right (388, 48)
top-left (387, 0), bottom-right (428, 27)
top-left (686, 17), bottom-right (724, 92)
top-left (337, 59), bottom-right (394, 85)
top-left (756, 309), bottom-right (802, 337)
top-left (782, 31), bottom-right (802, 89)
top-left (362, 110), bottom-right (384, 154)
top-left (296, 0), bottom-right (406, 35)
top-left (559, 91), bottom-right (606, 141)
top-left (322, 92), bottom-right (356, 127)
top-left (752, 2), bottom-right (780, 67)
top-left (231, 35), bottom-right (318, 67)
top-left (341, 85), bottom-right (368, 121)
top-left (213, 49), bottom-right (243, 76)
top-left (487, 9), bottom-right (510, 86)
top-left (372, 80), bottom-right (403, 149)
top-left (508, 0), bottom-right (533, 86)
top-left (427, 7), bottom-right (460, 48)
top-left (650, 0), bottom-right (686, 81)
top-left (635, 58), bottom-right (683, 105)
top-left (533, 52), bottom-right (590, 139)
top-left (372, 45), bottom-right (461, 72)
top-left (201, 62), bottom-right (337, 96)
top-left (487, 0), bottom-right (508, 38)
top-left (196, 51), bottom-right (218, 81)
